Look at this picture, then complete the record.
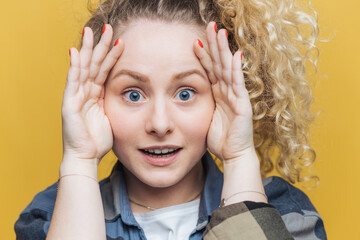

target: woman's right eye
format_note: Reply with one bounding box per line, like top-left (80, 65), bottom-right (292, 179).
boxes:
top-left (123, 90), bottom-right (144, 102)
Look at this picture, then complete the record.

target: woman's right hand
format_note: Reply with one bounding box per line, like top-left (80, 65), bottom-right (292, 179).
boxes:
top-left (61, 24), bottom-right (124, 166)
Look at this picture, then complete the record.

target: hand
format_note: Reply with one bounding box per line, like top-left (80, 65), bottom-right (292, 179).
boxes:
top-left (194, 22), bottom-right (255, 162)
top-left (62, 25), bottom-right (124, 165)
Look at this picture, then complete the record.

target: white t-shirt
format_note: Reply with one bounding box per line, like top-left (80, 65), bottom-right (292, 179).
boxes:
top-left (133, 199), bottom-right (200, 240)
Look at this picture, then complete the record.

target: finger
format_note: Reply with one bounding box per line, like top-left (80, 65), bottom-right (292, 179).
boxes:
top-left (67, 48), bottom-right (80, 83)
top-left (217, 29), bottom-right (233, 86)
top-left (193, 39), bottom-right (217, 84)
top-left (232, 51), bottom-right (246, 97)
top-left (95, 38), bottom-right (125, 85)
top-left (65, 48), bottom-right (81, 96)
top-left (79, 27), bottom-right (94, 82)
top-left (206, 22), bottom-right (222, 82)
top-left (89, 24), bottom-right (113, 81)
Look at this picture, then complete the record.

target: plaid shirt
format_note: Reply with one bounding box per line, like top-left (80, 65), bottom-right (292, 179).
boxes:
top-left (15, 152), bottom-right (326, 239)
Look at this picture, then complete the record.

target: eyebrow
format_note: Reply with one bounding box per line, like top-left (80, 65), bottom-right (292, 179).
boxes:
top-left (112, 69), bottom-right (207, 82)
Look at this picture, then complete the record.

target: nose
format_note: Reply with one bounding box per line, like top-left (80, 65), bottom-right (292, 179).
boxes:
top-left (145, 98), bottom-right (175, 137)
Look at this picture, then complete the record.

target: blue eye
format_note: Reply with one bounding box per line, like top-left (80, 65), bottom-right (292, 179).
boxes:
top-left (124, 90), bottom-right (144, 102)
top-left (176, 89), bottom-right (195, 101)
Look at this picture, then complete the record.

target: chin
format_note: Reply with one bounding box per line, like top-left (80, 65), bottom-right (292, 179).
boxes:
top-left (137, 170), bottom-right (186, 188)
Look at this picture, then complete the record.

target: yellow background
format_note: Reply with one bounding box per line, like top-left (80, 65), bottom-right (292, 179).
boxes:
top-left (1, 0), bottom-right (359, 239)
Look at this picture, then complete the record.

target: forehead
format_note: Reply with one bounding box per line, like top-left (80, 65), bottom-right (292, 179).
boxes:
top-left (110, 20), bottom-right (206, 76)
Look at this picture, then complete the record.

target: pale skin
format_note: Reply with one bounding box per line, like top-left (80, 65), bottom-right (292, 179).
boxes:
top-left (47, 21), bottom-right (266, 240)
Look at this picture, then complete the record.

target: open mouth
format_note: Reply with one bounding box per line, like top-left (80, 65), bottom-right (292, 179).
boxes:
top-left (140, 148), bottom-right (182, 158)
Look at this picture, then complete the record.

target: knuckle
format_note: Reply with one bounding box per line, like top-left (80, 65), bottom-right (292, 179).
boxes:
top-left (88, 74), bottom-right (96, 82)
top-left (91, 58), bottom-right (102, 68)
top-left (80, 65), bottom-right (89, 73)
top-left (101, 68), bottom-right (111, 77)
top-left (108, 52), bottom-right (119, 62)
top-left (222, 64), bottom-right (231, 72)
top-left (213, 64), bottom-right (222, 76)
top-left (222, 71), bottom-right (231, 82)
top-left (95, 72), bottom-right (106, 82)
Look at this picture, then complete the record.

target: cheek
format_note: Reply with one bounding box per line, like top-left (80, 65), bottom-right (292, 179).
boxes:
top-left (179, 101), bottom-right (214, 143)
top-left (104, 100), bottom-right (137, 143)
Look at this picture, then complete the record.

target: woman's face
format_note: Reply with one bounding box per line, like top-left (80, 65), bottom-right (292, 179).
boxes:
top-left (104, 20), bottom-right (215, 188)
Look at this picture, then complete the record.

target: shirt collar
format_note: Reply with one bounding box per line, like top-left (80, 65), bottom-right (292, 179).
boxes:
top-left (101, 151), bottom-right (223, 229)
top-left (197, 151), bottom-right (223, 228)
top-left (101, 161), bottom-right (139, 226)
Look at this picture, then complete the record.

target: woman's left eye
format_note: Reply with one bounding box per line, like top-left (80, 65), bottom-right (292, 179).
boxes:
top-left (176, 89), bottom-right (196, 101)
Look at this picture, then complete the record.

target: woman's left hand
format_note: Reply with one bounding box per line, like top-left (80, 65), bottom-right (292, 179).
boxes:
top-left (193, 22), bottom-right (255, 162)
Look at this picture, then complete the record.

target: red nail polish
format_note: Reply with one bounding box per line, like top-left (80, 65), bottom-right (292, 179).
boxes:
top-left (214, 23), bottom-right (217, 33)
top-left (82, 28), bottom-right (85, 36)
top-left (225, 29), bottom-right (228, 39)
top-left (198, 39), bottom-right (203, 48)
top-left (102, 24), bottom-right (106, 34)
top-left (240, 52), bottom-right (243, 60)
top-left (114, 39), bottom-right (119, 47)
top-left (69, 48), bottom-right (71, 56)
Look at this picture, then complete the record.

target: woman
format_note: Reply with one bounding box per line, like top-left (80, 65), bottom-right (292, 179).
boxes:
top-left (15, 0), bottom-right (326, 239)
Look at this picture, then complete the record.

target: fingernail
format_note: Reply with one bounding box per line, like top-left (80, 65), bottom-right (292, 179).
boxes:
top-left (82, 28), bottom-right (85, 36)
top-left (69, 48), bottom-right (71, 56)
top-left (102, 24), bottom-right (106, 34)
top-left (197, 39), bottom-right (203, 48)
top-left (225, 29), bottom-right (228, 39)
top-left (240, 52), bottom-right (243, 61)
top-left (114, 38), bottom-right (119, 47)
top-left (214, 22), bottom-right (217, 33)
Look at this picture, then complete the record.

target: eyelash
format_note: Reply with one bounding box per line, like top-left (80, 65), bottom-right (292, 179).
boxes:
top-left (175, 87), bottom-right (197, 102)
top-left (122, 88), bottom-right (145, 103)
top-left (121, 87), bottom-right (197, 103)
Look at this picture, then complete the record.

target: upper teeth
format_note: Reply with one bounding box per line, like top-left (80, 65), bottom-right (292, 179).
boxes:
top-left (145, 148), bottom-right (177, 154)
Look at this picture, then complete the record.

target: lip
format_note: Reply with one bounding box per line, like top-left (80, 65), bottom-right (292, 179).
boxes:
top-left (141, 145), bottom-right (182, 150)
top-left (139, 148), bottom-right (182, 167)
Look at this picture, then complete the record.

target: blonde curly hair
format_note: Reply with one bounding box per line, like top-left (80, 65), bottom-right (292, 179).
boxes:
top-left (83, 0), bottom-right (320, 184)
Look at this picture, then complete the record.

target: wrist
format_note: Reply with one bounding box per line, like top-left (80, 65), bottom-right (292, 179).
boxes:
top-left (222, 148), bottom-right (260, 169)
top-left (60, 156), bottom-right (99, 180)
top-left (222, 157), bottom-right (261, 187)
top-left (221, 149), bottom-right (266, 204)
